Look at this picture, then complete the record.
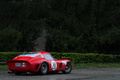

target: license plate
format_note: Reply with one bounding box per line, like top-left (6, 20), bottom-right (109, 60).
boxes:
top-left (15, 63), bottom-right (21, 67)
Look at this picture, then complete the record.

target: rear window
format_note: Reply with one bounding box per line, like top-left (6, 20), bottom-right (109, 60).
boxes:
top-left (19, 52), bottom-right (41, 57)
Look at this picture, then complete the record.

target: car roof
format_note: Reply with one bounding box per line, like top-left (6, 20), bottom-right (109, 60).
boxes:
top-left (30, 51), bottom-right (50, 54)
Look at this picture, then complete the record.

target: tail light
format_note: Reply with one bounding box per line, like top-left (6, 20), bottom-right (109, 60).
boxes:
top-left (21, 62), bottom-right (28, 67)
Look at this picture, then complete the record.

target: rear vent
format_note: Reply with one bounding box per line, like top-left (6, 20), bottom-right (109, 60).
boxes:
top-left (36, 64), bottom-right (39, 70)
top-left (59, 63), bottom-right (62, 68)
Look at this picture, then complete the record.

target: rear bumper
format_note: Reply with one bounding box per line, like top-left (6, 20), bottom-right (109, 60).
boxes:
top-left (8, 66), bottom-right (32, 72)
top-left (7, 60), bottom-right (38, 72)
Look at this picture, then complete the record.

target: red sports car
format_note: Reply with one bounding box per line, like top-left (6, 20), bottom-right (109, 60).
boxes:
top-left (7, 51), bottom-right (72, 75)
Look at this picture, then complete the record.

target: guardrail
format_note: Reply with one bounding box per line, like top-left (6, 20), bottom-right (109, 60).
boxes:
top-left (0, 62), bottom-right (6, 65)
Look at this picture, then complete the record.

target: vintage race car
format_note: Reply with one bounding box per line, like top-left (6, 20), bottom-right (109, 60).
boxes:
top-left (7, 51), bottom-right (72, 75)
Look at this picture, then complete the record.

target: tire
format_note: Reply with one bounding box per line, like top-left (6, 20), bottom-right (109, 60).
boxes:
top-left (38, 62), bottom-right (48, 75)
top-left (15, 72), bottom-right (22, 75)
top-left (62, 62), bottom-right (72, 74)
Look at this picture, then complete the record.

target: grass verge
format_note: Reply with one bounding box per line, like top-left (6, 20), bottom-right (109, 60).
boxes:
top-left (73, 63), bottom-right (120, 68)
top-left (0, 65), bottom-right (8, 70)
top-left (1, 63), bottom-right (120, 70)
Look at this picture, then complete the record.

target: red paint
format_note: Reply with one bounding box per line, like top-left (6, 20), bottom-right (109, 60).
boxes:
top-left (7, 51), bottom-right (72, 73)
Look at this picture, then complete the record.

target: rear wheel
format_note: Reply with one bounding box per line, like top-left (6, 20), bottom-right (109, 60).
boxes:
top-left (38, 62), bottom-right (48, 75)
top-left (62, 62), bottom-right (72, 74)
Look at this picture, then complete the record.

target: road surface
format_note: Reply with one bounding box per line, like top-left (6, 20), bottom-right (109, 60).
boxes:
top-left (0, 68), bottom-right (120, 80)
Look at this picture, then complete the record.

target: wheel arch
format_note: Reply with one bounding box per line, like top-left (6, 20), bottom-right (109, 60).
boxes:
top-left (62, 61), bottom-right (72, 74)
top-left (37, 61), bottom-right (49, 72)
top-left (67, 60), bottom-right (73, 67)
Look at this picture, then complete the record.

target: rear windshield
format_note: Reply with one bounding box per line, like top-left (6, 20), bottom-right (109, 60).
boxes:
top-left (19, 52), bottom-right (41, 57)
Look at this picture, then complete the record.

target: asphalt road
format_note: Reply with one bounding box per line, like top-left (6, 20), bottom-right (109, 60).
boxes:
top-left (0, 68), bottom-right (120, 80)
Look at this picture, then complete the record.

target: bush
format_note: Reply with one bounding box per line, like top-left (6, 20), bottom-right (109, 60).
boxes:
top-left (53, 53), bottom-right (120, 64)
top-left (1, 52), bottom-right (120, 64)
top-left (51, 52), bottom-right (61, 59)
top-left (0, 52), bottom-right (23, 62)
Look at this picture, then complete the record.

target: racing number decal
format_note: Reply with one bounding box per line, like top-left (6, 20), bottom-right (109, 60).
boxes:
top-left (51, 61), bottom-right (57, 71)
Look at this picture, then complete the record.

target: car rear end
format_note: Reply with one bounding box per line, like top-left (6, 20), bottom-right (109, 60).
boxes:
top-left (7, 60), bottom-right (32, 72)
top-left (7, 52), bottom-right (44, 73)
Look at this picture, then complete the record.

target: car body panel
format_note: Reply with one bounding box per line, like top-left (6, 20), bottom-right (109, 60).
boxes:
top-left (7, 51), bottom-right (72, 73)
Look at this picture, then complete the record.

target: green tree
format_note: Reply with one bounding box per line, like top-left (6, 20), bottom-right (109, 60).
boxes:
top-left (0, 27), bottom-right (22, 51)
top-left (0, 1), bottom-right (48, 51)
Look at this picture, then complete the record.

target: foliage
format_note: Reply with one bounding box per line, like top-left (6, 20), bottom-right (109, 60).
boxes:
top-left (45, 0), bottom-right (120, 54)
top-left (0, 0), bottom-right (120, 53)
top-left (0, 52), bottom-right (23, 62)
top-left (0, 27), bottom-right (22, 51)
top-left (0, 1), bottom-right (47, 51)
top-left (1, 52), bottom-right (120, 64)
top-left (51, 52), bottom-right (120, 64)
